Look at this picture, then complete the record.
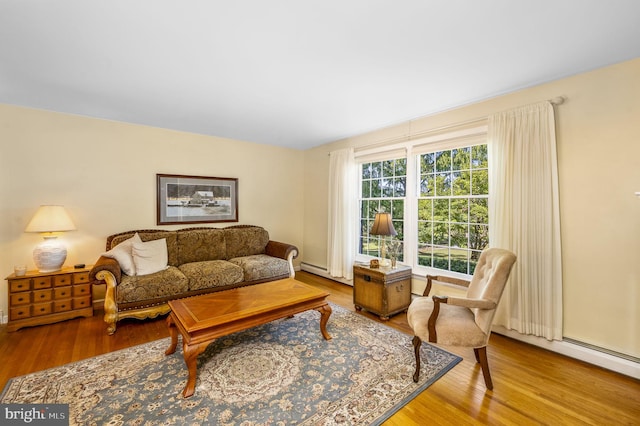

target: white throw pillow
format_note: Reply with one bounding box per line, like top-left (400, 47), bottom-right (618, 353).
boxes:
top-left (132, 238), bottom-right (169, 276)
top-left (102, 233), bottom-right (142, 276)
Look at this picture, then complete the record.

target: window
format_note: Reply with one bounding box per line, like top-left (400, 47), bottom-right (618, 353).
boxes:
top-left (417, 145), bottom-right (488, 274)
top-left (359, 158), bottom-right (406, 262)
top-left (356, 128), bottom-right (488, 277)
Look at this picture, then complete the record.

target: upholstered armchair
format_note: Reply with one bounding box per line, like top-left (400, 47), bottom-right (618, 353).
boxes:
top-left (407, 248), bottom-right (516, 390)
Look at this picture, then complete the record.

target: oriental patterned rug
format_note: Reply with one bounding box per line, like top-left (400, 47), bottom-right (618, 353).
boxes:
top-left (1, 303), bottom-right (461, 425)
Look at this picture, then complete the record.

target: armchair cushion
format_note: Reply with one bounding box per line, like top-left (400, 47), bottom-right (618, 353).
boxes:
top-left (407, 297), bottom-right (487, 347)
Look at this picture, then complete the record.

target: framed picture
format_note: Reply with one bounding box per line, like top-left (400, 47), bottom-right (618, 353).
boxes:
top-left (157, 174), bottom-right (238, 225)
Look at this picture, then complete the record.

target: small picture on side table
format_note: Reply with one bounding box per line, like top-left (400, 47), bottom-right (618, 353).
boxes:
top-left (369, 259), bottom-right (380, 269)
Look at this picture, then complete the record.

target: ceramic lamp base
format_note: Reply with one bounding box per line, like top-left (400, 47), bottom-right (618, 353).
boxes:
top-left (33, 236), bottom-right (67, 272)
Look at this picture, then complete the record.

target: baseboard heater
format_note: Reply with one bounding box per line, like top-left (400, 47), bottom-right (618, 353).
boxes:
top-left (300, 262), bottom-right (353, 286)
top-left (563, 338), bottom-right (640, 364)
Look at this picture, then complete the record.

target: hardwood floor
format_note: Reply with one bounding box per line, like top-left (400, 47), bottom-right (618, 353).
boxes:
top-left (1, 271), bottom-right (639, 425)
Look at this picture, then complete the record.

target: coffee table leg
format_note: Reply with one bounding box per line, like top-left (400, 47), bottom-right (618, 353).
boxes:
top-left (182, 341), bottom-right (210, 398)
top-left (165, 315), bottom-right (178, 355)
top-left (317, 304), bottom-right (332, 340)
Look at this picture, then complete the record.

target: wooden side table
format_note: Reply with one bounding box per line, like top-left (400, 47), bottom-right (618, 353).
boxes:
top-left (5, 266), bottom-right (93, 332)
top-left (353, 263), bottom-right (412, 320)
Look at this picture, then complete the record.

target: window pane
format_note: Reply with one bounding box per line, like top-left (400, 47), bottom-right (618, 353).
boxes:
top-left (361, 180), bottom-right (371, 198)
top-left (470, 224), bottom-right (489, 252)
top-left (368, 201), bottom-right (378, 218)
top-left (472, 169), bottom-right (489, 195)
top-left (371, 162), bottom-right (382, 178)
top-left (418, 244), bottom-right (432, 267)
top-left (451, 198), bottom-right (468, 223)
top-left (433, 247), bottom-right (449, 269)
top-left (435, 151), bottom-right (451, 172)
top-left (433, 222), bottom-right (449, 245)
top-left (452, 147), bottom-right (470, 171)
top-left (472, 145), bottom-right (488, 168)
top-left (382, 178), bottom-right (393, 197)
top-left (420, 174), bottom-right (434, 196)
top-left (451, 223), bottom-right (468, 248)
top-left (417, 199), bottom-right (432, 220)
top-left (418, 221), bottom-right (432, 243)
top-left (420, 153), bottom-right (435, 173)
top-left (452, 171), bottom-right (470, 195)
top-left (371, 179), bottom-right (381, 197)
top-left (435, 173), bottom-right (451, 196)
top-left (469, 198), bottom-right (487, 224)
top-left (451, 249), bottom-right (470, 274)
top-left (433, 199), bottom-right (449, 221)
top-left (392, 199), bottom-right (404, 218)
top-left (394, 177), bottom-right (406, 197)
top-left (362, 163), bottom-right (372, 179)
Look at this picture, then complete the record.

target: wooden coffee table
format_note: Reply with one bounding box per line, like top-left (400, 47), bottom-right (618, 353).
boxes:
top-left (165, 277), bottom-right (332, 398)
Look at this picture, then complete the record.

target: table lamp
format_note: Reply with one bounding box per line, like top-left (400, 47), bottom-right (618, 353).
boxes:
top-left (25, 205), bottom-right (76, 272)
top-left (370, 212), bottom-right (397, 267)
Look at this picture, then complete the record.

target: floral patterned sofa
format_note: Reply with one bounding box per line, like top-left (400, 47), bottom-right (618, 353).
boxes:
top-left (89, 225), bottom-right (298, 334)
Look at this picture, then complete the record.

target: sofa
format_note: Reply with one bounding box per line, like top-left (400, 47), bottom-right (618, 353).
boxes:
top-left (89, 225), bottom-right (298, 334)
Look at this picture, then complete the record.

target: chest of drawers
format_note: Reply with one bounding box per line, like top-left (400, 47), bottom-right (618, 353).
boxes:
top-left (6, 266), bottom-right (93, 332)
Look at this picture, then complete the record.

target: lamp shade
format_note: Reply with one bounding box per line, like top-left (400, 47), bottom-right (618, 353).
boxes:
top-left (370, 212), bottom-right (397, 236)
top-left (25, 205), bottom-right (76, 233)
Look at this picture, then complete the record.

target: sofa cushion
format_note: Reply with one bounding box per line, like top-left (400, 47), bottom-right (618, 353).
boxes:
top-left (179, 260), bottom-right (244, 291)
top-left (229, 254), bottom-right (290, 281)
top-left (224, 226), bottom-right (269, 259)
top-left (116, 266), bottom-right (188, 304)
top-left (176, 228), bottom-right (226, 265)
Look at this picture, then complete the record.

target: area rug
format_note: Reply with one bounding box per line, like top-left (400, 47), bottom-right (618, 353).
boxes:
top-left (1, 303), bottom-right (461, 425)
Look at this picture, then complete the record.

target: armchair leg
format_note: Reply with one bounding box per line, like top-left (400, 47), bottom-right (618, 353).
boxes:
top-left (412, 336), bottom-right (422, 382)
top-left (474, 346), bottom-right (493, 390)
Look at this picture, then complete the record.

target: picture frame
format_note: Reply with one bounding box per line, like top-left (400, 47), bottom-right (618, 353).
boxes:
top-left (157, 174), bottom-right (238, 225)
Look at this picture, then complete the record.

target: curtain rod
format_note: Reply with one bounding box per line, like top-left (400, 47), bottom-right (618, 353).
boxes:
top-left (331, 96), bottom-right (566, 155)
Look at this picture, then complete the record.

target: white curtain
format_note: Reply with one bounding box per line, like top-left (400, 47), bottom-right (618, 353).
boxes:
top-left (327, 148), bottom-right (357, 280)
top-left (488, 101), bottom-right (563, 341)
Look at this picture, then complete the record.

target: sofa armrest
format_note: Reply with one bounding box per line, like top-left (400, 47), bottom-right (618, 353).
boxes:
top-left (90, 256), bottom-right (121, 335)
top-left (89, 256), bottom-right (122, 284)
top-left (265, 240), bottom-right (299, 278)
top-left (265, 240), bottom-right (298, 260)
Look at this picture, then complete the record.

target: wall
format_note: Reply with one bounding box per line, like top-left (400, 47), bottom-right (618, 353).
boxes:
top-left (0, 105), bottom-right (305, 317)
top-left (303, 58), bottom-right (640, 359)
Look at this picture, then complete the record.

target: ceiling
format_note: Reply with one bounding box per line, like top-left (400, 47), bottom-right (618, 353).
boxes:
top-left (1, 1), bottom-right (639, 150)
